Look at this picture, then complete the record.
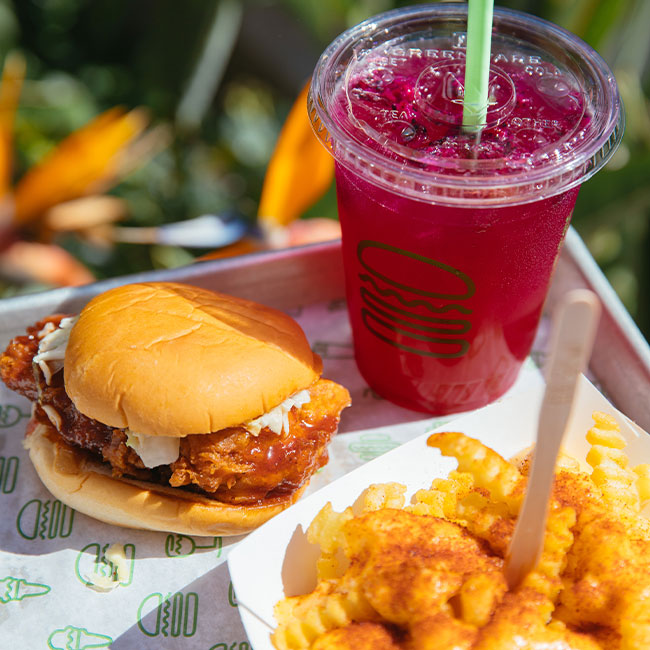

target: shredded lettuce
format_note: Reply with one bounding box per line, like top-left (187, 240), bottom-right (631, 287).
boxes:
top-left (245, 389), bottom-right (311, 436)
top-left (34, 316), bottom-right (79, 384)
top-left (125, 431), bottom-right (180, 468)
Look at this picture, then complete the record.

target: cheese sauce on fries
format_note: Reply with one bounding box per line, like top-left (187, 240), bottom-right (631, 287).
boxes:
top-left (272, 412), bottom-right (650, 650)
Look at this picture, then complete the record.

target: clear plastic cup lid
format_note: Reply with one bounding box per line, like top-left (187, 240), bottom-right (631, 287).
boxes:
top-left (309, 4), bottom-right (624, 206)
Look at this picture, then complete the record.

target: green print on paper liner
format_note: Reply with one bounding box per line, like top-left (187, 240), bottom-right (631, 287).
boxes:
top-left (75, 543), bottom-right (135, 588)
top-left (0, 403), bottom-right (29, 428)
top-left (209, 643), bottom-right (250, 650)
top-left (137, 591), bottom-right (199, 638)
top-left (327, 297), bottom-right (347, 312)
top-left (47, 626), bottom-right (112, 650)
top-left (357, 240), bottom-right (475, 359)
top-left (363, 386), bottom-right (384, 400)
top-left (312, 341), bottom-right (354, 360)
top-left (164, 533), bottom-right (222, 558)
top-left (0, 455), bottom-right (19, 493)
top-left (17, 498), bottom-right (75, 540)
top-left (349, 433), bottom-right (400, 462)
top-left (0, 576), bottom-right (50, 603)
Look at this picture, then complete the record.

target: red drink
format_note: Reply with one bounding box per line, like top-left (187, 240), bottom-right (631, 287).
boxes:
top-left (310, 6), bottom-right (623, 414)
top-left (336, 166), bottom-right (579, 413)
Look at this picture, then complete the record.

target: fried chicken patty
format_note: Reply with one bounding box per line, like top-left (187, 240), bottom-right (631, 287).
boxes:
top-left (1, 315), bottom-right (350, 505)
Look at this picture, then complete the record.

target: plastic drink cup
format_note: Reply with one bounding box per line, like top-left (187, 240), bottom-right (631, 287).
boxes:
top-left (309, 4), bottom-right (623, 415)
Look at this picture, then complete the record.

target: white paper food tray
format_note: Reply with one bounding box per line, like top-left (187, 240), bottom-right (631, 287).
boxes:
top-left (227, 376), bottom-right (650, 650)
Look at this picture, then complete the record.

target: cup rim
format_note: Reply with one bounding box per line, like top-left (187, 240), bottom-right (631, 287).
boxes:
top-left (309, 3), bottom-right (625, 207)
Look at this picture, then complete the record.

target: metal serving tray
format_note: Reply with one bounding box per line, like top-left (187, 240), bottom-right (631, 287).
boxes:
top-left (0, 227), bottom-right (648, 649)
top-left (1, 226), bottom-right (649, 429)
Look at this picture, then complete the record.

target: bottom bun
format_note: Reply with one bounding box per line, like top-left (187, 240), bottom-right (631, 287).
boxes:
top-left (25, 419), bottom-right (306, 536)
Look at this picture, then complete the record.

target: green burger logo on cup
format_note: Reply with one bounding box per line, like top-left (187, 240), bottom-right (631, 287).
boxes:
top-left (357, 240), bottom-right (474, 359)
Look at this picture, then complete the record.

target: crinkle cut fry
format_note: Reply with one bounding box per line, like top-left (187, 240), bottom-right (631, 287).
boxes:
top-left (521, 502), bottom-right (576, 601)
top-left (620, 593), bottom-right (650, 649)
top-left (558, 508), bottom-right (650, 649)
top-left (357, 483), bottom-right (406, 512)
top-left (586, 411), bottom-right (641, 510)
top-left (406, 471), bottom-right (474, 520)
top-left (308, 503), bottom-right (353, 554)
top-left (634, 463), bottom-right (650, 504)
top-left (453, 490), bottom-right (511, 556)
top-left (427, 432), bottom-right (523, 512)
top-left (308, 485), bottom-right (409, 582)
top-left (272, 579), bottom-right (378, 650)
top-left (307, 503), bottom-right (354, 581)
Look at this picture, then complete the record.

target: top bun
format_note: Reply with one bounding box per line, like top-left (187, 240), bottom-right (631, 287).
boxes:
top-left (64, 282), bottom-right (322, 437)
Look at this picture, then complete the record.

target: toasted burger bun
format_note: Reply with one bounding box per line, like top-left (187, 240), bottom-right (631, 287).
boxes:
top-left (26, 419), bottom-right (306, 536)
top-left (64, 282), bottom-right (323, 437)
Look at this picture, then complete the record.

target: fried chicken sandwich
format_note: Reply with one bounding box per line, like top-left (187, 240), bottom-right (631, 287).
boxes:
top-left (0, 282), bottom-right (350, 535)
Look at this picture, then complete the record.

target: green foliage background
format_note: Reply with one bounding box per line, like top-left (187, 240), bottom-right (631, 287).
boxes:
top-left (2, 0), bottom-right (649, 340)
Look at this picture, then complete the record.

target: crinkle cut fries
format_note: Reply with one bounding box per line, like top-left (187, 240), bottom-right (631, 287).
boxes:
top-left (273, 412), bottom-right (650, 650)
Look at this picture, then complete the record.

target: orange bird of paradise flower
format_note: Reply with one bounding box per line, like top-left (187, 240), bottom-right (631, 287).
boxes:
top-left (198, 80), bottom-right (337, 261)
top-left (0, 52), bottom-right (163, 287)
top-left (0, 56), bottom-right (336, 281)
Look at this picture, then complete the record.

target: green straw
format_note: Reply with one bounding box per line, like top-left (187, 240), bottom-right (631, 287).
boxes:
top-left (462, 0), bottom-right (495, 132)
